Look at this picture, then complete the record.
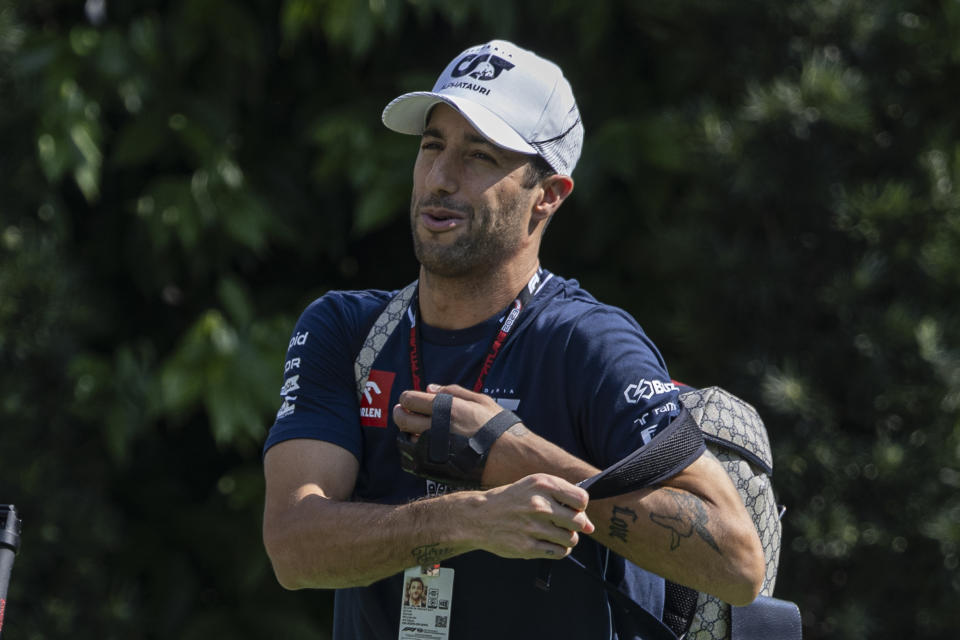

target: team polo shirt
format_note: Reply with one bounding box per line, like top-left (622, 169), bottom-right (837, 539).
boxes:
top-left (264, 274), bottom-right (683, 640)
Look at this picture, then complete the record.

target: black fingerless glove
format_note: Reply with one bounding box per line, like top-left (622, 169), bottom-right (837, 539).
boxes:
top-left (396, 393), bottom-right (521, 487)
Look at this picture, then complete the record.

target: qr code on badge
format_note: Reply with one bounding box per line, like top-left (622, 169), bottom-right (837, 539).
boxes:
top-left (435, 616), bottom-right (448, 628)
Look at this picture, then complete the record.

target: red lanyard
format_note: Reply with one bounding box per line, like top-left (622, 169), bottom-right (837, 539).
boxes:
top-left (408, 269), bottom-right (550, 393)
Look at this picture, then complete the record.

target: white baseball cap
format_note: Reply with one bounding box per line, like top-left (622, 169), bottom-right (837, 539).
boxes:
top-left (382, 40), bottom-right (583, 176)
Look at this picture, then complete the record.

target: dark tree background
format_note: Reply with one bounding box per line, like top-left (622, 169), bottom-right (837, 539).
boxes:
top-left (2, 0), bottom-right (958, 638)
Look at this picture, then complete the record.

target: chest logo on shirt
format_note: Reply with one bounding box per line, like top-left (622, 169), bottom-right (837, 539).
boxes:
top-left (360, 369), bottom-right (396, 428)
top-left (483, 387), bottom-right (520, 412)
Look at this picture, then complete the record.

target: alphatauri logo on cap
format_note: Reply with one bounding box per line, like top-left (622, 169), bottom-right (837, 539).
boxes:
top-left (451, 53), bottom-right (515, 82)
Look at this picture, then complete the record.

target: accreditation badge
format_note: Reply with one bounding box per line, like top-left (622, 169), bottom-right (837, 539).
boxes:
top-left (398, 565), bottom-right (455, 640)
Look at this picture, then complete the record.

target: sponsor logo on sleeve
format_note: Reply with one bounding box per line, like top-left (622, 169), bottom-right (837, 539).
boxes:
top-left (633, 401), bottom-right (679, 442)
top-left (276, 374), bottom-right (301, 420)
top-left (280, 375), bottom-right (300, 397)
top-left (623, 378), bottom-right (677, 404)
top-left (360, 369), bottom-right (395, 428)
top-left (288, 331), bottom-right (309, 350)
top-left (284, 357), bottom-right (301, 374)
top-left (639, 424), bottom-right (659, 444)
top-left (276, 396), bottom-right (296, 420)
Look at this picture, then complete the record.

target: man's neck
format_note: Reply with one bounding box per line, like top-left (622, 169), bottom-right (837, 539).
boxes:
top-left (417, 260), bottom-right (541, 330)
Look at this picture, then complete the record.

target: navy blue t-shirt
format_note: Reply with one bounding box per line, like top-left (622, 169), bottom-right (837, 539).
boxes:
top-left (264, 273), bottom-right (683, 640)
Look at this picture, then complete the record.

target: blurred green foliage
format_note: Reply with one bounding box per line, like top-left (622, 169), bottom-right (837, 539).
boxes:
top-left (1, 0), bottom-right (958, 638)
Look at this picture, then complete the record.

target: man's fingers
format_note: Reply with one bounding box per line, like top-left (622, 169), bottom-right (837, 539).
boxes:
top-left (515, 478), bottom-right (594, 540)
top-left (551, 506), bottom-right (595, 536)
top-left (550, 485), bottom-right (590, 513)
top-left (399, 385), bottom-right (502, 440)
top-left (474, 474), bottom-right (598, 561)
top-left (526, 475), bottom-right (595, 534)
top-left (576, 512), bottom-right (596, 535)
top-left (519, 473), bottom-right (589, 512)
top-left (397, 390), bottom-right (436, 415)
top-left (544, 498), bottom-right (595, 536)
top-left (534, 520), bottom-right (581, 549)
top-left (393, 403), bottom-right (431, 434)
top-left (428, 383), bottom-right (486, 403)
top-left (398, 386), bottom-right (488, 414)
top-left (511, 510), bottom-right (585, 558)
top-left (537, 539), bottom-right (576, 559)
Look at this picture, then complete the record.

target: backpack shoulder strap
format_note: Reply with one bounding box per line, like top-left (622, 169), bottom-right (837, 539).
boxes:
top-left (680, 386), bottom-right (773, 474)
top-left (354, 281), bottom-right (417, 402)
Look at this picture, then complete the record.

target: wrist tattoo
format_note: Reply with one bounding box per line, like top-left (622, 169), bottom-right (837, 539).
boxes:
top-left (649, 488), bottom-right (722, 555)
top-left (608, 505), bottom-right (637, 543)
top-left (412, 543), bottom-right (454, 567)
top-left (507, 423), bottom-right (530, 437)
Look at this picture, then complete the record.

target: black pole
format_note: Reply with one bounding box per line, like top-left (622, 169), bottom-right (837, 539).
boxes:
top-left (0, 505), bottom-right (22, 639)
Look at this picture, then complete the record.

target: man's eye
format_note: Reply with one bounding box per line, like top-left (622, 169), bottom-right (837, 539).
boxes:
top-left (420, 141), bottom-right (442, 151)
top-left (470, 151), bottom-right (496, 163)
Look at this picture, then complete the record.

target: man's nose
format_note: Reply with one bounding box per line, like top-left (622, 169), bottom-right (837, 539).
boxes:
top-left (425, 152), bottom-right (459, 195)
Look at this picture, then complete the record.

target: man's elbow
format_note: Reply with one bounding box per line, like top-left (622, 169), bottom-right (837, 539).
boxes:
top-left (724, 526), bottom-right (766, 606)
top-left (262, 513), bottom-right (342, 591)
top-left (263, 525), bottom-right (310, 590)
top-left (272, 566), bottom-right (308, 591)
top-left (269, 557), bottom-right (309, 591)
top-left (263, 522), bottom-right (369, 591)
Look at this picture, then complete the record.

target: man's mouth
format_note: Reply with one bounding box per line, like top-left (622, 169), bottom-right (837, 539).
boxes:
top-left (420, 208), bottom-right (465, 230)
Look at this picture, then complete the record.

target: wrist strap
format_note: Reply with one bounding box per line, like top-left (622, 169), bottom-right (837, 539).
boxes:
top-left (399, 400), bottom-right (522, 486)
top-left (429, 393), bottom-right (453, 464)
top-left (469, 409), bottom-right (521, 459)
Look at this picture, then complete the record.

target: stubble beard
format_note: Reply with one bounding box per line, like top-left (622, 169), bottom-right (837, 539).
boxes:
top-left (410, 192), bottom-right (528, 278)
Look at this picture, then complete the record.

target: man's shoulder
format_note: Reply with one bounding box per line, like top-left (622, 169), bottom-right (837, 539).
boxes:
top-left (299, 286), bottom-right (402, 328)
top-left (537, 274), bottom-right (642, 332)
top-left (532, 274), bottom-right (665, 369)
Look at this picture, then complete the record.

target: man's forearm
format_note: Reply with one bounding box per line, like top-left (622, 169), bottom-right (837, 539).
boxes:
top-left (589, 477), bottom-right (763, 605)
top-left (483, 427), bottom-right (764, 605)
top-left (264, 470), bottom-right (595, 590)
top-left (264, 491), bottom-right (477, 590)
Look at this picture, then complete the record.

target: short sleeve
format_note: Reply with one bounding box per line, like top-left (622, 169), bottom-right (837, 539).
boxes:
top-left (565, 306), bottom-right (682, 469)
top-left (262, 290), bottom-right (391, 460)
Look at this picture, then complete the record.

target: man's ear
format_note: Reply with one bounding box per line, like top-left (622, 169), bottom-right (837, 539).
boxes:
top-left (532, 174), bottom-right (574, 223)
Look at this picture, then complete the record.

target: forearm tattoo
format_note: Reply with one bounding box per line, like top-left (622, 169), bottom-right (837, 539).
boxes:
top-left (411, 543), bottom-right (453, 567)
top-left (608, 505), bottom-right (638, 543)
top-left (649, 488), bottom-right (723, 555)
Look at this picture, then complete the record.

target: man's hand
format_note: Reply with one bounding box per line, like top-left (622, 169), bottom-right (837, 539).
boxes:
top-left (264, 440), bottom-right (595, 589)
top-left (393, 383), bottom-right (503, 440)
top-left (467, 473), bottom-right (595, 559)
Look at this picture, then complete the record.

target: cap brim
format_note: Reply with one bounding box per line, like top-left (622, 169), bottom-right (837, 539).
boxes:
top-left (382, 92), bottom-right (536, 155)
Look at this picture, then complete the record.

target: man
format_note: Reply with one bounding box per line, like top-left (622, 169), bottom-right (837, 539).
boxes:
top-left (262, 40), bottom-right (764, 639)
top-left (404, 577), bottom-right (427, 608)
